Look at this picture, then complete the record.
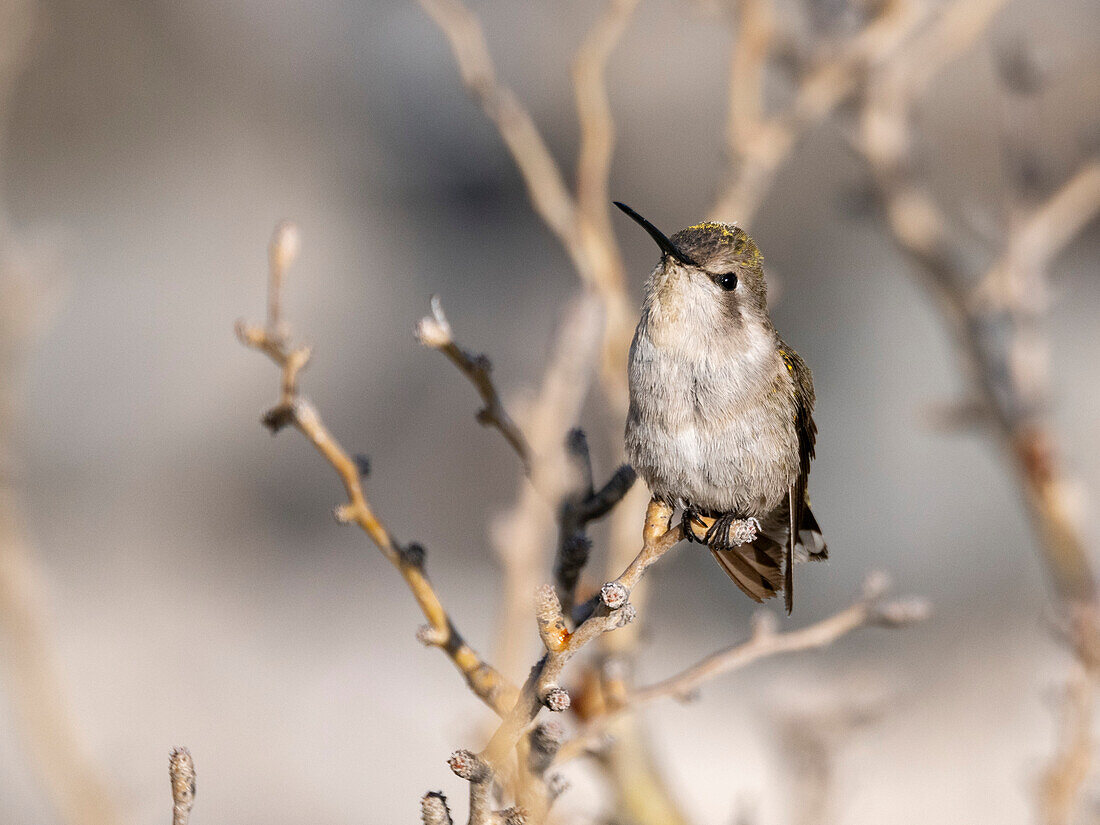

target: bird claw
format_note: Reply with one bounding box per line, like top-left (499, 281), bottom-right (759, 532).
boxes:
top-left (705, 515), bottom-right (760, 550)
top-left (681, 508), bottom-right (707, 543)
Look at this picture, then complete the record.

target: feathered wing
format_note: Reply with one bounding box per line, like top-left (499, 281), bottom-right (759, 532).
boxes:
top-left (781, 344), bottom-right (826, 614)
top-left (707, 342), bottom-right (826, 608)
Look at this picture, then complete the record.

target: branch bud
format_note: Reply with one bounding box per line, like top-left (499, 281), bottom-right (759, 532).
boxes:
top-left (420, 791), bottom-right (453, 825)
top-left (269, 220), bottom-right (301, 275)
top-left (600, 581), bottom-right (628, 610)
top-left (416, 295), bottom-right (453, 349)
top-left (535, 584), bottom-right (569, 652)
top-left (542, 686), bottom-right (571, 712)
top-left (416, 624), bottom-right (448, 647)
top-left (447, 749), bottom-right (490, 782)
top-left (169, 747), bottom-right (196, 825)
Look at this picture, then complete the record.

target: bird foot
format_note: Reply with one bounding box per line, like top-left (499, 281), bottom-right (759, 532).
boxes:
top-left (681, 508), bottom-right (708, 543)
top-left (704, 514), bottom-right (761, 551)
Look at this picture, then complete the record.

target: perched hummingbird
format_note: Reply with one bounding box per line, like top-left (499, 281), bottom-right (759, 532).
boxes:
top-left (614, 202), bottom-right (826, 613)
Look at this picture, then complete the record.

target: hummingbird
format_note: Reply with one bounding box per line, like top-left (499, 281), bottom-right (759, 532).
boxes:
top-left (614, 202), bottom-right (826, 613)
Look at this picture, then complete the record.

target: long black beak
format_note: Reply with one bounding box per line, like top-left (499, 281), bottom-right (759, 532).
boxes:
top-left (613, 201), bottom-right (697, 266)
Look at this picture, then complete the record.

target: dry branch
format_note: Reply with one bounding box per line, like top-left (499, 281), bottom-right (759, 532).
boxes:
top-left (168, 748), bottom-right (196, 825)
top-left (1038, 665), bottom-right (1096, 825)
top-left (710, 0), bottom-right (932, 223)
top-left (554, 429), bottom-right (636, 616)
top-left (458, 501), bottom-right (682, 819)
top-left (0, 7), bottom-right (120, 824)
top-left (416, 0), bottom-right (634, 412)
top-left (556, 573), bottom-right (928, 765)
top-left (416, 295), bottom-right (532, 470)
top-left (238, 223), bottom-right (516, 716)
top-left (853, 2), bottom-right (1098, 820)
top-left (627, 574), bottom-right (927, 706)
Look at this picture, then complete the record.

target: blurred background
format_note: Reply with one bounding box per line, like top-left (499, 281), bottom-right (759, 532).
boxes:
top-left (1, 0), bottom-right (1099, 823)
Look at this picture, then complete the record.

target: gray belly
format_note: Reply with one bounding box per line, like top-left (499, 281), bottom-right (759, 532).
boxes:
top-left (625, 340), bottom-right (798, 517)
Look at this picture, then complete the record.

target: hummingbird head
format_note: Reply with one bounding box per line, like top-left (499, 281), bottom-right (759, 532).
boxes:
top-left (614, 202), bottom-right (769, 336)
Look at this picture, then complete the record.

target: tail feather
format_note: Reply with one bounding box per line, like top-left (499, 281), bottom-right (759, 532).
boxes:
top-left (710, 536), bottom-right (784, 603)
top-left (706, 502), bottom-right (826, 606)
top-left (796, 504), bottom-right (828, 562)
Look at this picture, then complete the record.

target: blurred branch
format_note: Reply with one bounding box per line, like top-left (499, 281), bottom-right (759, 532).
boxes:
top-left (237, 223), bottom-right (517, 716)
top-left (0, 5), bottom-right (121, 825)
top-left (858, 0), bottom-right (1098, 623)
top-left (416, 294), bottom-right (533, 471)
top-left (554, 429), bottom-right (636, 617)
top-left (448, 501), bottom-right (681, 821)
top-left (855, 4), bottom-right (1100, 821)
top-left (574, 0), bottom-right (641, 237)
top-left (628, 574), bottom-right (927, 706)
top-left (711, 0), bottom-right (931, 223)
top-left (168, 748), bottom-right (195, 825)
top-left (1039, 665), bottom-right (1096, 825)
top-left (487, 292), bottom-right (605, 681)
top-left (416, 0), bottom-right (634, 412)
top-left (557, 573), bottom-right (927, 765)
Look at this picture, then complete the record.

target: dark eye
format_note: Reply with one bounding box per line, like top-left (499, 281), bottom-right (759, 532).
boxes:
top-left (716, 272), bottom-right (738, 291)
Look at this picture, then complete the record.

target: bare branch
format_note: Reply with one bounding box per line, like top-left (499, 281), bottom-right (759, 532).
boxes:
top-left (168, 748), bottom-right (196, 825)
top-left (478, 501), bottom-right (681, 778)
top-left (711, 0), bottom-right (933, 223)
top-left (489, 292), bottom-right (604, 680)
top-left (416, 295), bottom-right (532, 470)
top-left (554, 428), bottom-right (637, 615)
top-left (1038, 666), bottom-right (1096, 825)
top-left (238, 223), bottom-right (516, 715)
top-left (421, 791), bottom-right (454, 825)
top-left (448, 750), bottom-right (494, 825)
top-left (417, 0), bottom-right (634, 413)
top-left (573, 0), bottom-right (641, 236)
top-left (556, 575), bottom-right (928, 766)
top-left (416, 0), bottom-right (577, 255)
top-left (627, 575), bottom-right (928, 706)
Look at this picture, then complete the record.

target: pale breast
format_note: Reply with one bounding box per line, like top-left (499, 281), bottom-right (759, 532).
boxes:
top-left (626, 326), bottom-right (798, 517)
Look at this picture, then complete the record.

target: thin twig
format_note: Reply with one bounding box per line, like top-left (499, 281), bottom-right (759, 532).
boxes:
top-left (416, 295), bottom-right (532, 470)
top-left (629, 576), bottom-right (928, 706)
top-left (1038, 665), bottom-right (1095, 825)
top-left (710, 0), bottom-right (931, 223)
top-left (557, 575), bottom-right (928, 766)
top-left (554, 429), bottom-right (636, 616)
top-left (416, 0), bottom-right (634, 413)
top-left (238, 223), bottom-right (516, 716)
top-left (421, 791), bottom-right (455, 825)
top-left (475, 502), bottom-right (683, 788)
top-left (168, 748), bottom-right (196, 825)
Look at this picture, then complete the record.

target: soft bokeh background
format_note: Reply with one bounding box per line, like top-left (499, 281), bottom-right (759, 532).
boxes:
top-left (1, 0), bottom-right (1099, 823)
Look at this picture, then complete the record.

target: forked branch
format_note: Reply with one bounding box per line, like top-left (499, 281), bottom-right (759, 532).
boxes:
top-left (237, 223), bottom-right (516, 716)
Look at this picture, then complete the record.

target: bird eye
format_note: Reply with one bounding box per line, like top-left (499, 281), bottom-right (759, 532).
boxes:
top-left (716, 272), bottom-right (738, 291)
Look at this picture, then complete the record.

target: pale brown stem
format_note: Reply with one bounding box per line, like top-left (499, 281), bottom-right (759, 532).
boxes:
top-left (556, 575), bottom-right (927, 765)
top-left (416, 295), bottom-right (532, 470)
top-left (1038, 666), bottom-right (1095, 825)
top-left (711, 0), bottom-right (931, 223)
top-left (238, 224), bottom-right (517, 716)
top-left (856, 5), bottom-right (1098, 821)
top-left (168, 748), bottom-right (195, 825)
top-left (477, 503), bottom-right (683, 777)
top-left (415, 0), bottom-right (633, 414)
top-left (573, 0), bottom-right (641, 237)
